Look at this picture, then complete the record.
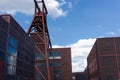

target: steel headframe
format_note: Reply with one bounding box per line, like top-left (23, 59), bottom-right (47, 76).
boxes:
top-left (27, 0), bottom-right (52, 80)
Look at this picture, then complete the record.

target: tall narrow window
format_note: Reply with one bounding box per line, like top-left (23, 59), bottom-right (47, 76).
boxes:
top-left (6, 35), bottom-right (18, 75)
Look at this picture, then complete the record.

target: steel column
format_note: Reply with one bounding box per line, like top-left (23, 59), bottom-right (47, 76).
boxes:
top-left (27, 0), bottom-right (52, 80)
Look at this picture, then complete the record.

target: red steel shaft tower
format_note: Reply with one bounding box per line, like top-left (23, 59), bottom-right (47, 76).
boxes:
top-left (27, 0), bottom-right (52, 80)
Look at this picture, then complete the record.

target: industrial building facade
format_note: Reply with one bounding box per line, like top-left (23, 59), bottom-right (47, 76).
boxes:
top-left (35, 48), bottom-right (72, 80)
top-left (48, 48), bottom-right (72, 80)
top-left (0, 15), bottom-right (35, 80)
top-left (0, 14), bottom-right (72, 80)
top-left (87, 37), bottom-right (120, 80)
top-left (0, 1), bottom-right (72, 80)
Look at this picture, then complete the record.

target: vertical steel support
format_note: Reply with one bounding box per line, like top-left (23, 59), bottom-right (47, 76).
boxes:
top-left (27, 0), bottom-right (52, 80)
top-left (42, 3), bottom-right (51, 80)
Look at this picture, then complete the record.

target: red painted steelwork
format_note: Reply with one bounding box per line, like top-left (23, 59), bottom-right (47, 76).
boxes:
top-left (27, 0), bottom-right (52, 80)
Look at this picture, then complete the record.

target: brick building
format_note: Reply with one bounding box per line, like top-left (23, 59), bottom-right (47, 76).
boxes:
top-left (36, 48), bottom-right (72, 80)
top-left (48, 48), bottom-right (72, 80)
top-left (0, 14), bottom-right (72, 80)
top-left (87, 37), bottom-right (120, 80)
top-left (0, 15), bottom-right (35, 80)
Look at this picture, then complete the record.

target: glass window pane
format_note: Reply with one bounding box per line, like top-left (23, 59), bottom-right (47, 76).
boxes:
top-left (36, 62), bottom-right (46, 66)
top-left (54, 52), bottom-right (61, 57)
top-left (7, 45), bottom-right (17, 56)
top-left (49, 52), bottom-right (61, 59)
top-left (49, 62), bottom-right (61, 66)
top-left (6, 55), bottom-right (17, 65)
top-left (8, 36), bottom-right (18, 48)
top-left (6, 35), bottom-right (18, 75)
top-left (7, 65), bottom-right (13, 74)
top-left (7, 65), bottom-right (16, 75)
top-left (35, 53), bottom-right (44, 60)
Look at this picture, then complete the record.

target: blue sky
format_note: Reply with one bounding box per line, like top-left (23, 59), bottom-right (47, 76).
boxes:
top-left (9, 0), bottom-right (120, 45)
top-left (1, 0), bottom-right (120, 72)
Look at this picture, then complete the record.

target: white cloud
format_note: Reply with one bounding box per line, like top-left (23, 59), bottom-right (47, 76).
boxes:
top-left (53, 38), bottom-right (96, 72)
top-left (45, 0), bottom-right (67, 18)
top-left (0, 0), bottom-right (34, 15)
top-left (0, 0), bottom-right (70, 18)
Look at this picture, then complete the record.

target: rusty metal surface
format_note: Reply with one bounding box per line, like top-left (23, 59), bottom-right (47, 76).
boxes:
top-left (27, 0), bottom-right (52, 80)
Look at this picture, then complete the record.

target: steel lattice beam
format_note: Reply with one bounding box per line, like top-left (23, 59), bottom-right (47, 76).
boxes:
top-left (27, 0), bottom-right (52, 80)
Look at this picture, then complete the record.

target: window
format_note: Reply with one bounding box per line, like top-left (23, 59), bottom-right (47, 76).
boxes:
top-left (48, 52), bottom-right (54, 59)
top-left (54, 52), bottom-right (61, 57)
top-left (6, 35), bottom-right (18, 75)
top-left (7, 45), bottom-right (17, 56)
top-left (35, 53), bottom-right (44, 60)
top-left (8, 36), bottom-right (18, 47)
top-left (36, 62), bottom-right (46, 66)
top-left (49, 62), bottom-right (61, 67)
top-left (6, 55), bottom-right (16, 65)
top-left (49, 52), bottom-right (61, 59)
top-left (7, 65), bottom-right (16, 75)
